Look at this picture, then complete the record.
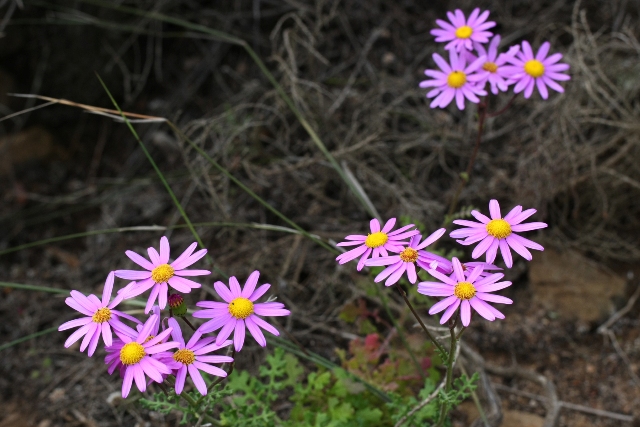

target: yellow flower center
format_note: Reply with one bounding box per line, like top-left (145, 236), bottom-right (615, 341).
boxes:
top-left (524, 59), bottom-right (545, 78)
top-left (228, 297), bottom-right (254, 320)
top-left (92, 307), bottom-right (111, 323)
top-left (454, 281), bottom-right (476, 300)
top-left (447, 71), bottom-right (467, 88)
top-left (151, 263), bottom-right (175, 284)
top-left (483, 62), bottom-right (498, 73)
top-left (485, 219), bottom-right (512, 239)
top-left (365, 232), bottom-right (388, 249)
top-left (399, 247), bottom-right (419, 263)
top-left (455, 25), bottom-right (473, 39)
top-left (120, 342), bottom-right (146, 365)
top-left (173, 348), bottom-right (196, 365)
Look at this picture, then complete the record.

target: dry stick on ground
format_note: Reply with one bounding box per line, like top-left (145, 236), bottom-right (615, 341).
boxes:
top-left (460, 344), bottom-right (503, 427)
top-left (483, 363), bottom-right (561, 427)
top-left (492, 383), bottom-right (635, 423)
top-left (597, 283), bottom-right (640, 388)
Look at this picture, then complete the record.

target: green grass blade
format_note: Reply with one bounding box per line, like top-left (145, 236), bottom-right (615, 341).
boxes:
top-left (95, 74), bottom-right (228, 278)
top-left (0, 222), bottom-right (322, 257)
top-left (166, 122), bottom-right (338, 254)
top-left (0, 281), bottom-right (69, 294)
top-left (65, 0), bottom-right (380, 220)
top-left (0, 326), bottom-right (58, 352)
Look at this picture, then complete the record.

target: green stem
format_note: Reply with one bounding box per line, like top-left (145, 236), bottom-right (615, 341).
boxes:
top-left (394, 284), bottom-right (447, 356)
top-left (377, 285), bottom-right (426, 380)
top-left (436, 326), bottom-right (458, 427)
top-left (180, 391), bottom-right (222, 426)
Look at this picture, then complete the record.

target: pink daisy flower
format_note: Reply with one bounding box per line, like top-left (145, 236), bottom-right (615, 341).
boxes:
top-left (104, 313), bottom-right (179, 398)
top-left (502, 41), bottom-right (570, 99)
top-left (420, 49), bottom-right (487, 110)
top-left (450, 199), bottom-right (547, 268)
top-left (193, 270), bottom-right (290, 351)
top-left (365, 229), bottom-right (445, 286)
top-left (160, 318), bottom-right (233, 395)
top-left (418, 257), bottom-right (512, 326)
top-left (335, 218), bottom-right (419, 271)
top-left (115, 236), bottom-right (210, 313)
top-left (431, 8), bottom-right (496, 52)
top-left (473, 36), bottom-right (520, 94)
top-left (59, 272), bottom-right (140, 357)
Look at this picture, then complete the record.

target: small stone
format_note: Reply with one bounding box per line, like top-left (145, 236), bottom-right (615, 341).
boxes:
top-left (501, 410), bottom-right (544, 427)
top-left (48, 388), bottom-right (65, 403)
top-left (529, 249), bottom-right (626, 322)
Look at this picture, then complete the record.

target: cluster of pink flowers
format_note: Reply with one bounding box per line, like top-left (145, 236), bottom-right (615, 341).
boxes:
top-left (59, 237), bottom-right (290, 398)
top-left (421, 8), bottom-right (570, 109)
top-left (336, 200), bottom-right (546, 327)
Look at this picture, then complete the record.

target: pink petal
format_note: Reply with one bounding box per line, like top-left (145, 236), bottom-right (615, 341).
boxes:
top-left (474, 273), bottom-right (505, 288)
top-left (385, 263), bottom-right (408, 286)
top-left (469, 297), bottom-right (496, 321)
top-left (477, 293), bottom-right (513, 304)
top-left (251, 315), bottom-right (280, 336)
top-left (147, 247), bottom-right (161, 265)
top-left (115, 270), bottom-right (152, 281)
top-left (64, 322), bottom-right (93, 348)
top-left (122, 367), bottom-right (134, 398)
top-left (65, 297), bottom-right (93, 317)
top-left (170, 242), bottom-right (198, 269)
top-left (417, 283), bottom-right (454, 297)
top-left (101, 322), bottom-right (113, 347)
top-left (234, 320), bottom-right (246, 351)
top-left (472, 236), bottom-right (495, 259)
top-left (188, 364), bottom-right (208, 395)
top-left (381, 218), bottom-right (396, 233)
top-left (460, 300), bottom-right (471, 326)
top-left (125, 251), bottom-right (155, 271)
top-left (511, 222), bottom-right (547, 232)
top-left (59, 317), bottom-right (92, 331)
top-left (174, 366), bottom-right (187, 394)
top-left (505, 235), bottom-right (532, 260)
top-left (407, 263), bottom-right (417, 284)
top-left (336, 245), bottom-right (368, 264)
top-left (80, 323), bottom-right (98, 352)
top-left (145, 285), bottom-right (160, 314)
top-left (357, 248), bottom-right (373, 270)
top-left (429, 295), bottom-right (459, 315)
top-left (249, 284), bottom-right (271, 302)
top-left (439, 299), bottom-right (461, 324)
top-left (369, 218), bottom-right (380, 233)
top-left (452, 258), bottom-right (465, 282)
top-left (499, 239), bottom-right (513, 268)
top-left (485, 238), bottom-right (500, 264)
top-left (216, 318), bottom-right (237, 345)
top-left (488, 199), bottom-right (502, 220)
top-left (193, 361), bottom-right (227, 378)
top-left (214, 281), bottom-right (234, 303)
top-left (174, 269), bottom-right (210, 277)
top-left (509, 234), bottom-right (544, 251)
top-left (245, 316), bottom-right (266, 347)
top-left (159, 237), bottom-right (170, 264)
top-left (471, 210), bottom-right (491, 224)
top-left (241, 270), bottom-right (260, 298)
top-left (475, 281), bottom-right (512, 293)
top-left (70, 290), bottom-right (100, 312)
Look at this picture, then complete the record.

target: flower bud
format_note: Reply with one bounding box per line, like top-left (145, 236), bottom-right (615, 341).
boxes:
top-left (168, 293), bottom-right (187, 317)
